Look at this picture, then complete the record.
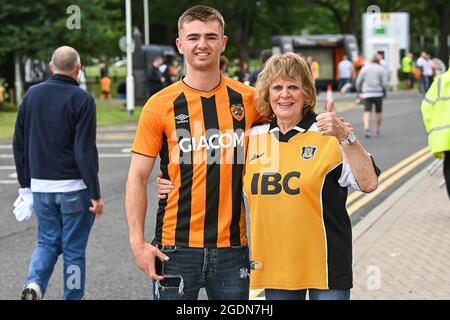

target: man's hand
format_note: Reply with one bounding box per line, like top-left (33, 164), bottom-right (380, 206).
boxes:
top-left (316, 100), bottom-right (352, 141)
top-left (131, 242), bottom-right (169, 281)
top-left (156, 173), bottom-right (174, 199)
top-left (89, 198), bottom-right (104, 217)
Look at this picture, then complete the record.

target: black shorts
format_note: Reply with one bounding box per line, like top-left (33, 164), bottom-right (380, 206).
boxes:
top-left (363, 97), bottom-right (383, 113)
top-left (403, 73), bottom-right (414, 81)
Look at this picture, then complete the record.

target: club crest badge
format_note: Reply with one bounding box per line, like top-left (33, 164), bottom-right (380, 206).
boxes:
top-left (230, 104), bottom-right (245, 121)
top-left (301, 146), bottom-right (318, 160)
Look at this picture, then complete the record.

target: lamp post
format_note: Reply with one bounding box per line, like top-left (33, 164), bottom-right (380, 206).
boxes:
top-left (125, 0), bottom-right (135, 116)
top-left (144, 0), bottom-right (149, 46)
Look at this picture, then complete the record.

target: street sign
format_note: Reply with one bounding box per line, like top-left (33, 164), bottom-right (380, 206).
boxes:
top-left (363, 12), bottom-right (409, 52)
top-left (119, 36), bottom-right (135, 53)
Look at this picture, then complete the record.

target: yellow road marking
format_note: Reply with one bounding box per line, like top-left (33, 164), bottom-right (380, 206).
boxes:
top-left (347, 147), bottom-right (429, 206)
top-left (347, 151), bottom-right (432, 215)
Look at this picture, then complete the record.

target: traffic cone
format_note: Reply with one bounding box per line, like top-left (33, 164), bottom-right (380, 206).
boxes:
top-left (326, 84), bottom-right (333, 102)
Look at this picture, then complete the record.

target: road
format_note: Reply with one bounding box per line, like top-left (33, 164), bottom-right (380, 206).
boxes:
top-left (0, 90), bottom-right (429, 299)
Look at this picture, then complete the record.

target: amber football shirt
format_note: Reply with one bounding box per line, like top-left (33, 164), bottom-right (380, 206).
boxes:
top-left (244, 112), bottom-right (378, 290)
top-left (132, 77), bottom-right (262, 248)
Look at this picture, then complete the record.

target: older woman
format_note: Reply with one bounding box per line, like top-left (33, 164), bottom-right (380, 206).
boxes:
top-left (244, 52), bottom-right (379, 300)
top-left (157, 53), bottom-right (379, 300)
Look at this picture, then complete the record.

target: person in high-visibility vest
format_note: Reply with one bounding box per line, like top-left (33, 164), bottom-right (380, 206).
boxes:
top-left (421, 68), bottom-right (450, 198)
top-left (401, 53), bottom-right (414, 90)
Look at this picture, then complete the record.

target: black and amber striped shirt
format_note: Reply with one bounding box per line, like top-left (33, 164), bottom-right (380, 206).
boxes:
top-left (132, 77), bottom-right (262, 248)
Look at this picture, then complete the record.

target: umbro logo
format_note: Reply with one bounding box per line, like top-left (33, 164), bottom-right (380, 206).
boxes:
top-left (175, 114), bottom-right (189, 124)
top-left (250, 152), bottom-right (265, 161)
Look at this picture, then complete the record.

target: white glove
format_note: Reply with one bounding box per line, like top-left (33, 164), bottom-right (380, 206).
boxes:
top-left (13, 188), bottom-right (34, 222)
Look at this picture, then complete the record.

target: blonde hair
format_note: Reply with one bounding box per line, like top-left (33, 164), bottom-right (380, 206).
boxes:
top-left (255, 52), bottom-right (316, 120)
top-left (178, 5), bottom-right (225, 36)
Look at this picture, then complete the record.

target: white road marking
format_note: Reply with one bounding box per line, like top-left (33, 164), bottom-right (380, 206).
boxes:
top-left (0, 180), bottom-right (18, 184)
top-left (99, 154), bottom-right (131, 158)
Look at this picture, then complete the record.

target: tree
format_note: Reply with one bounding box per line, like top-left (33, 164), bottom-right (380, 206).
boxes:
top-left (306, 0), bottom-right (359, 35)
top-left (431, 0), bottom-right (450, 65)
top-left (0, 0), bottom-right (124, 61)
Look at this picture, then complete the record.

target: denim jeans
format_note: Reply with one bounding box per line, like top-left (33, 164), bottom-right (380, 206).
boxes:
top-left (25, 189), bottom-right (95, 300)
top-left (338, 78), bottom-right (352, 91)
top-left (152, 245), bottom-right (250, 300)
top-left (265, 288), bottom-right (350, 300)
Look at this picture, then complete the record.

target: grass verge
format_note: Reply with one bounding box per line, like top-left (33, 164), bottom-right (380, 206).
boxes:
top-left (0, 100), bottom-right (141, 142)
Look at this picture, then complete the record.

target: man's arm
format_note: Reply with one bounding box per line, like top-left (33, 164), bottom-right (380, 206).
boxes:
top-left (125, 153), bottom-right (168, 280)
top-left (12, 98), bottom-right (30, 188)
top-left (355, 67), bottom-right (365, 93)
top-left (421, 76), bottom-right (440, 133)
top-left (74, 95), bottom-right (103, 214)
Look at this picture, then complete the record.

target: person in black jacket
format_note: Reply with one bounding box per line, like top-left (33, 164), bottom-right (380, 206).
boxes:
top-left (147, 56), bottom-right (165, 97)
top-left (13, 46), bottom-right (104, 300)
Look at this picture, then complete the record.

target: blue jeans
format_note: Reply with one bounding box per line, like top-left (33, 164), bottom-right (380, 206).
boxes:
top-left (338, 78), bottom-right (352, 91)
top-left (152, 245), bottom-right (250, 300)
top-left (265, 288), bottom-right (350, 300)
top-left (25, 189), bottom-right (95, 300)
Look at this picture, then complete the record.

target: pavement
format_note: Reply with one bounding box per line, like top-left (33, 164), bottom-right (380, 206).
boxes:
top-left (351, 159), bottom-right (450, 300)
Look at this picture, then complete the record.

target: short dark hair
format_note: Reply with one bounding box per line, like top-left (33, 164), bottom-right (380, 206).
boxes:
top-left (178, 5), bottom-right (225, 36)
top-left (260, 49), bottom-right (272, 64)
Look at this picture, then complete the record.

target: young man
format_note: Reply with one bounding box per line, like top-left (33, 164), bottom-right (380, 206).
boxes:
top-left (125, 5), bottom-right (263, 300)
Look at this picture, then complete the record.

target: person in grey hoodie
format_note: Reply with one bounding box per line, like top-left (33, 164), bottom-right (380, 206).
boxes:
top-left (356, 55), bottom-right (387, 138)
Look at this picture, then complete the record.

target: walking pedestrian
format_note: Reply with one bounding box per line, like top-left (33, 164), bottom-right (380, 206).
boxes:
top-left (401, 53), bottom-right (414, 90)
top-left (13, 46), bottom-right (103, 300)
top-left (337, 55), bottom-right (354, 92)
top-left (356, 54), bottom-right (387, 138)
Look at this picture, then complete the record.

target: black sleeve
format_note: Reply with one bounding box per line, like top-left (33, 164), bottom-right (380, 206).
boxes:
top-left (13, 97), bottom-right (30, 188)
top-left (74, 96), bottom-right (101, 199)
top-left (371, 156), bottom-right (382, 176)
top-left (148, 67), bottom-right (162, 82)
top-left (249, 69), bottom-right (259, 87)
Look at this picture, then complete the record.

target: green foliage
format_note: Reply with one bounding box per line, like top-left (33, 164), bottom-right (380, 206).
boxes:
top-left (0, 0), bottom-right (446, 68)
top-left (95, 101), bottom-right (142, 127)
top-left (0, 0), bottom-right (124, 61)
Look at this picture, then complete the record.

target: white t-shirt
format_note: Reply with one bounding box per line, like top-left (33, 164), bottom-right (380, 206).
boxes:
top-left (338, 60), bottom-right (354, 79)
